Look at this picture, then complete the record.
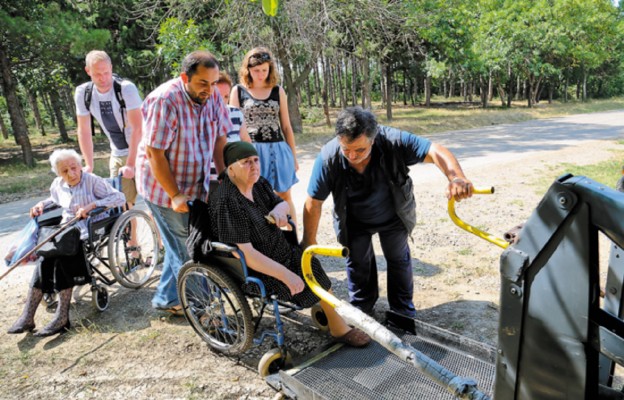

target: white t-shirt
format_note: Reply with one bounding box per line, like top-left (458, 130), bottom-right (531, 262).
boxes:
top-left (74, 80), bottom-right (142, 157)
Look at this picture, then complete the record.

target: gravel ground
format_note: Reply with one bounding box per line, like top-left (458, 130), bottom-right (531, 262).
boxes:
top-left (0, 130), bottom-right (622, 399)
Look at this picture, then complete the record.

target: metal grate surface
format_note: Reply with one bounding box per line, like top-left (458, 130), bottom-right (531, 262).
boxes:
top-left (289, 332), bottom-right (495, 399)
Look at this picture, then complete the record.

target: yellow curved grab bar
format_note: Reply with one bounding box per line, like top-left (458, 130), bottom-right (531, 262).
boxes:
top-left (448, 186), bottom-right (509, 249)
top-left (301, 245), bottom-right (348, 308)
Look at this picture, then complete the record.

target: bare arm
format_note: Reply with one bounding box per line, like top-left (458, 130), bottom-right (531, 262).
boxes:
top-left (239, 120), bottom-right (252, 143)
top-left (424, 142), bottom-right (473, 201)
top-left (278, 87), bottom-right (298, 171)
top-left (302, 196), bottom-right (323, 247)
top-left (213, 135), bottom-right (227, 175)
top-left (236, 243), bottom-right (304, 295)
top-left (77, 114), bottom-right (94, 173)
top-left (145, 146), bottom-right (188, 213)
top-left (118, 108), bottom-right (143, 179)
top-left (229, 86), bottom-right (240, 108)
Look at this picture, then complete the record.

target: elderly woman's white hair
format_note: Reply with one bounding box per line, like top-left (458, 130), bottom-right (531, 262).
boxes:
top-left (49, 149), bottom-right (83, 175)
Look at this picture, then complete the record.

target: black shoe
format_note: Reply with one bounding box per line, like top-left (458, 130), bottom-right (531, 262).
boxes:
top-left (33, 320), bottom-right (70, 337)
top-left (7, 322), bottom-right (36, 334)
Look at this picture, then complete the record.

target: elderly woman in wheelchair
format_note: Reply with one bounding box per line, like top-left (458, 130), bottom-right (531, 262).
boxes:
top-left (7, 149), bottom-right (128, 337)
top-left (179, 142), bottom-right (370, 375)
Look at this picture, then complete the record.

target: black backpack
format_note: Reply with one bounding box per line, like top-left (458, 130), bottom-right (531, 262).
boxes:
top-left (83, 73), bottom-right (127, 137)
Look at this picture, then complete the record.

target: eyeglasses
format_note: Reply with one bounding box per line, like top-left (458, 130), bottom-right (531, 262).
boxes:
top-left (249, 53), bottom-right (271, 66)
top-left (237, 157), bottom-right (260, 168)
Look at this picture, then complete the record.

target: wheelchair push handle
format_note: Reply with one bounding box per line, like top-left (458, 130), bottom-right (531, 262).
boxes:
top-left (448, 186), bottom-right (509, 249)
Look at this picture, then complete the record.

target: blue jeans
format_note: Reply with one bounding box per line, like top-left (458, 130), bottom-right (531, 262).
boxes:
top-left (146, 201), bottom-right (190, 309)
top-left (345, 217), bottom-right (416, 318)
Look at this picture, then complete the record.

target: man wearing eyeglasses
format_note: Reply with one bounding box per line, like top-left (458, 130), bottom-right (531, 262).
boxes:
top-left (135, 50), bottom-right (231, 315)
top-left (303, 106), bottom-right (473, 319)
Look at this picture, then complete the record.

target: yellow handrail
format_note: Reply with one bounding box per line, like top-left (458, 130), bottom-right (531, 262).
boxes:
top-left (448, 187), bottom-right (509, 249)
top-left (301, 245), bottom-right (348, 308)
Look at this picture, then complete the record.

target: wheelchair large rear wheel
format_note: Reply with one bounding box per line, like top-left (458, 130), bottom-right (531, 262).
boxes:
top-left (178, 262), bottom-right (254, 356)
top-left (108, 209), bottom-right (160, 289)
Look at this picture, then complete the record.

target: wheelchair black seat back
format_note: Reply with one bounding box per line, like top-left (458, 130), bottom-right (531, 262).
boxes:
top-left (36, 175), bottom-right (161, 311)
top-left (177, 199), bottom-right (328, 377)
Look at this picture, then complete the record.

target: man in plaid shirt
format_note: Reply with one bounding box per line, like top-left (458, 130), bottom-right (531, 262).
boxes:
top-left (135, 51), bottom-right (231, 314)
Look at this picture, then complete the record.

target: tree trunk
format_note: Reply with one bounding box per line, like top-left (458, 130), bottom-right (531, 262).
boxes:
top-left (329, 58), bottom-right (336, 108)
top-left (42, 92), bottom-right (55, 127)
top-left (336, 57), bottom-right (346, 109)
top-left (384, 63), bottom-right (393, 121)
top-left (424, 75), bottom-right (432, 107)
top-left (350, 55), bottom-right (357, 106)
top-left (548, 82), bottom-right (554, 104)
top-left (497, 84), bottom-right (506, 107)
top-left (361, 57), bottom-right (371, 109)
top-left (305, 69), bottom-right (312, 107)
top-left (27, 91), bottom-right (46, 136)
top-left (275, 45), bottom-right (308, 135)
top-left (403, 72), bottom-right (408, 105)
top-left (313, 65), bottom-right (321, 107)
top-left (49, 89), bottom-right (70, 142)
top-left (582, 69), bottom-right (587, 102)
top-left (527, 77), bottom-right (533, 108)
top-left (62, 86), bottom-right (76, 122)
top-left (516, 76), bottom-right (521, 100)
top-left (576, 79), bottom-right (581, 100)
top-left (564, 76), bottom-right (569, 103)
top-left (0, 43), bottom-right (34, 167)
top-left (321, 51), bottom-right (331, 127)
top-left (507, 66), bottom-right (513, 108)
top-left (0, 112), bottom-right (8, 139)
top-left (488, 71), bottom-right (493, 101)
top-left (479, 76), bottom-right (488, 108)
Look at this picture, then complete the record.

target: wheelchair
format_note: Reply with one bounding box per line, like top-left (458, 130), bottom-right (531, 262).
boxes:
top-left (38, 177), bottom-right (160, 311)
top-left (177, 201), bottom-right (328, 377)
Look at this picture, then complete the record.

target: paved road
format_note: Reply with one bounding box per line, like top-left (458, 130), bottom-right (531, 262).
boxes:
top-left (1, 110), bottom-right (623, 251)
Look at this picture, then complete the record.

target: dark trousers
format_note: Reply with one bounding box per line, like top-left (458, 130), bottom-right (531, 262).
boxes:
top-left (345, 217), bottom-right (416, 317)
top-left (31, 245), bottom-right (89, 293)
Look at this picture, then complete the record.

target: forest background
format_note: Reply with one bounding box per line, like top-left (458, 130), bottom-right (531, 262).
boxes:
top-left (1, 0), bottom-right (624, 185)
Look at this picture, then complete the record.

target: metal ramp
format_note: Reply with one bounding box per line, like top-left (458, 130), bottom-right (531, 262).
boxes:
top-left (269, 321), bottom-right (496, 399)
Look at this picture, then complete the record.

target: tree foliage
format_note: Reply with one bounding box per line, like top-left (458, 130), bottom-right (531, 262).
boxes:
top-left (2, 0), bottom-right (624, 165)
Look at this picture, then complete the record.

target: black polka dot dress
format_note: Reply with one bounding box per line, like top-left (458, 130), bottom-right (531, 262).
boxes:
top-left (208, 176), bottom-right (331, 307)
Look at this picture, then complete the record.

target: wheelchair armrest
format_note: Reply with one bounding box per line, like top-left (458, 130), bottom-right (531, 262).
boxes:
top-left (88, 206), bottom-right (108, 217)
top-left (211, 242), bottom-right (238, 253)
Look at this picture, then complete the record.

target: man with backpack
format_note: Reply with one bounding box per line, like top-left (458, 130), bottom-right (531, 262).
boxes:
top-left (74, 50), bottom-right (143, 207)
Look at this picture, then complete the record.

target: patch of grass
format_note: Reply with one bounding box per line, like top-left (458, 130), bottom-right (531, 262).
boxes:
top-left (509, 199), bottom-right (524, 208)
top-left (533, 150), bottom-right (624, 193)
top-left (457, 248), bottom-right (473, 256)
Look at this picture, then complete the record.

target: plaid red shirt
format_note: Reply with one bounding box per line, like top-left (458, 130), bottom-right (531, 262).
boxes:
top-left (136, 78), bottom-right (231, 207)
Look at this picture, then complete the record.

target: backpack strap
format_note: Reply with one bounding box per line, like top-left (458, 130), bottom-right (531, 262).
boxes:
top-left (113, 78), bottom-right (126, 131)
top-left (84, 82), bottom-right (96, 136)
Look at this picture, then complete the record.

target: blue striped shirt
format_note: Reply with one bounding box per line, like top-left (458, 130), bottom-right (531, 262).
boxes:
top-left (41, 172), bottom-right (126, 239)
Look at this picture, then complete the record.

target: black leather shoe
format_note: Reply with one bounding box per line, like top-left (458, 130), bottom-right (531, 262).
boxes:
top-left (33, 320), bottom-right (70, 337)
top-left (7, 322), bottom-right (36, 334)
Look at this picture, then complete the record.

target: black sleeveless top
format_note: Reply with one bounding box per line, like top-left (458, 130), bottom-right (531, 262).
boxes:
top-left (237, 85), bottom-right (284, 143)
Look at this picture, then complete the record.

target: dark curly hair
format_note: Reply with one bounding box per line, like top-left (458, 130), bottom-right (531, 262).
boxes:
top-left (335, 107), bottom-right (378, 142)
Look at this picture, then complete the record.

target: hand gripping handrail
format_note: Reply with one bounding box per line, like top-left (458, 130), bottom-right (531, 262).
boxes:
top-left (302, 245), bottom-right (491, 400)
top-left (448, 187), bottom-right (509, 249)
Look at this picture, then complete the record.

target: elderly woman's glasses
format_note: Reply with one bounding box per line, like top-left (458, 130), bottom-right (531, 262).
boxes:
top-left (237, 157), bottom-right (260, 168)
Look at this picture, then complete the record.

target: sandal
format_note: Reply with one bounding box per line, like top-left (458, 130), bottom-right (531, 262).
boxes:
top-left (332, 327), bottom-right (371, 348)
top-left (155, 305), bottom-right (184, 316)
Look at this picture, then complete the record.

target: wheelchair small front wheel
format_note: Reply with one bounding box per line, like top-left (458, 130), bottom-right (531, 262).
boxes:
top-left (258, 348), bottom-right (292, 377)
top-left (92, 286), bottom-right (109, 312)
top-left (108, 209), bottom-right (160, 289)
top-left (310, 303), bottom-right (329, 332)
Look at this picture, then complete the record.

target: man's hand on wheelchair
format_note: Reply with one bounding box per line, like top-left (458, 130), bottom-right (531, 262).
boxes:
top-left (119, 165), bottom-right (135, 179)
top-left (172, 193), bottom-right (189, 213)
